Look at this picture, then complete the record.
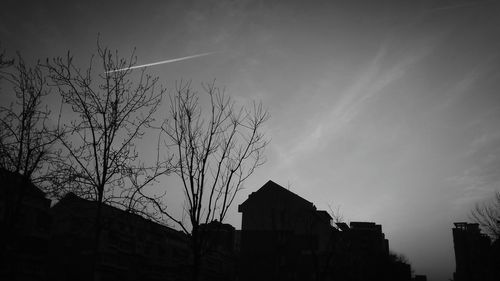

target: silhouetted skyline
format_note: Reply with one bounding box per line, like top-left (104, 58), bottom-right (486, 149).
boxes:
top-left (2, 1), bottom-right (500, 280)
top-left (1, 174), bottom-right (422, 281)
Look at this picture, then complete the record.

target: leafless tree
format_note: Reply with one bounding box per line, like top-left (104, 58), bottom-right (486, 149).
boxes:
top-left (328, 203), bottom-right (345, 225)
top-left (471, 191), bottom-right (500, 241)
top-left (0, 53), bottom-right (58, 184)
top-left (45, 41), bottom-right (169, 280)
top-left (0, 48), bottom-right (62, 280)
top-left (0, 50), bottom-right (59, 229)
top-left (146, 81), bottom-right (269, 281)
top-left (0, 45), bottom-right (13, 69)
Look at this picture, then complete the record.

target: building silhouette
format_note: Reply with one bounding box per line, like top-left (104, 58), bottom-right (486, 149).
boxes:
top-left (452, 222), bottom-right (499, 281)
top-left (47, 193), bottom-right (242, 281)
top-left (238, 180), bottom-right (336, 281)
top-left (238, 180), bottom-right (413, 281)
top-left (1, 173), bottom-right (424, 281)
top-left (0, 169), bottom-right (51, 281)
top-left (48, 192), bottom-right (191, 281)
top-left (334, 221), bottom-right (411, 281)
top-left (198, 221), bottom-right (237, 281)
top-left (0, 171), bottom-right (238, 281)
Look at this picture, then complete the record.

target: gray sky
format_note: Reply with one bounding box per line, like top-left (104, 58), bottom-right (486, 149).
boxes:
top-left (2, 0), bottom-right (500, 280)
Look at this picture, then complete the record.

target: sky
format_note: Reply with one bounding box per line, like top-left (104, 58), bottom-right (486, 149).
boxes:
top-left (2, 0), bottom-right (500, 280)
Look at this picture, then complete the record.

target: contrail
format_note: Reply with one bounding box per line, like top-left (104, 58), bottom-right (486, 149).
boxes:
top-left (105, 52), bottom-right (215, 73)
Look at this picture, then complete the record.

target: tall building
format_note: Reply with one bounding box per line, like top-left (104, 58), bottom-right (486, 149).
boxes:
top-left (347, 221), bottom-right (389, 255)
top-left (238, 180), bottom-right (414, 281)
top-left (335, 222), bottom-right (410, 281)
top-left (238, 180), bottom-right (336, 281)
top-left (452, 222), bottom-right (492, 281)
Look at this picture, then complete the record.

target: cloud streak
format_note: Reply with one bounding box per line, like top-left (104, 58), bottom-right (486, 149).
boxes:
top-left (288, 43), bottom-right (433, 156)
top-left (105, 52), bottom-right (216, 73)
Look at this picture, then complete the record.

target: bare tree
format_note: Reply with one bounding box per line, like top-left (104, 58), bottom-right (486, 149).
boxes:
top-left (471, 191), bottom-right (500, 241)
top-left (0, 53), bottom-right (58, 183)
top-left (328, 203), bottom-right (345, 225)
top-left (45, 41), bottom-right (168, 280)
top-left (0, 48), bottom-right (62, 280)
top-left (0, 51), bottom-right (59, 231)
top-left (147, 81), bottom-right (269, 281)
top-left (0, 45), bottom-right (13, 69)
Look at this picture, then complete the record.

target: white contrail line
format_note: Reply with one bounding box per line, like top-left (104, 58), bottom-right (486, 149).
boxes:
top-left (105, 52), bottom-right (215, 73)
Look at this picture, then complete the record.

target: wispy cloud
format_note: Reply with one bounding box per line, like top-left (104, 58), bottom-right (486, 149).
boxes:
top-left (448, 109), bottom-right (500, 210)
top-left (278, 39), bottom-right (438, 167)
top-left (105, 52), bottom-right (215, 73)
top-left (441, 55), bottom-right (500, 111)
top-left (448, 168), bottom-right (499, 211)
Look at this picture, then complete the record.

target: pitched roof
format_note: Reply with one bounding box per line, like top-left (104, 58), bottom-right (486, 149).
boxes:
top-left (239, 180), bottom-right (315, 211)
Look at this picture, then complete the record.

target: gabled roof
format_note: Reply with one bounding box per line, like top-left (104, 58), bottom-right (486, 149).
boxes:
top-left (238, 180), bottom-right (315, 211)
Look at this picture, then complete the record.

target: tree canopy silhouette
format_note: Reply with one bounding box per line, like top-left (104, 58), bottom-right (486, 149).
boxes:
top-left (0, 53), bottom-right (59, 184)
top-left (142, 81), bottom-right (269, 281)
top-left (471, 191), bottom-right (500, 241)
top-left (45, 40), bottom-right (169, 280)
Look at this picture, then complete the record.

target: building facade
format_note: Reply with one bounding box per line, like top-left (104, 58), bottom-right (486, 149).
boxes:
top-left (0, 169), bottom-right (51, 281)
top-left (238, 180), bottom-right (337, 281)
top-left (452, 222), bottom-right (496, 281)
top-left (238, 180), bottom-right (413, 281)
top-left (48, 193), bottom-right (191, 281)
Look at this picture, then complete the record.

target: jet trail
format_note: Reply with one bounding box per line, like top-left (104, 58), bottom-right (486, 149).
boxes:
top-left (105, 52), bottom-right (215, 73)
